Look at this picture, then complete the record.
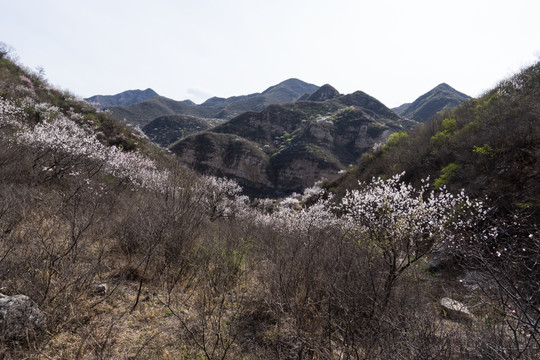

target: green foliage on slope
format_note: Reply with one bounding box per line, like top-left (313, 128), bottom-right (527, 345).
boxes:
top-left (332, 61), bottom-right (540, 217)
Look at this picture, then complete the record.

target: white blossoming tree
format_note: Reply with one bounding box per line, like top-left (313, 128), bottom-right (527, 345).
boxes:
top-left (13, 102), bottom-right (169, 191)
top-left (340, 172), bottom-right (486, 309)
top-left (197, 176), bottom-right (249, 220)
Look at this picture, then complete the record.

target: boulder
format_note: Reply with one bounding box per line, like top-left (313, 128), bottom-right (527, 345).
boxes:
top-left (427, 245), bottom-right (455, 272)
top-left (94, 283), bottom-right (108, 296)
top-left (0, 294), bottom-right (45, 341)
top-left (440, 297), bottom-right (473, 323)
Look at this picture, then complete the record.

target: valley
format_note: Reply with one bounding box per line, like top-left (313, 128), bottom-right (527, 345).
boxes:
top-left (0, 49), bottom-right (538, 359)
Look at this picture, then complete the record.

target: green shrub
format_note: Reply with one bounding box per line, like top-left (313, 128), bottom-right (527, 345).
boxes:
top-left (430, 130), bottom-right (450, 148)
top-left (473, 144), bottom-right (495, 158)
top-left (382, 131), bottom-right (408, 152)
top-left (441, 117), bottom-right (457, 132)
top-left (434, 162), bottom-right (460, 189)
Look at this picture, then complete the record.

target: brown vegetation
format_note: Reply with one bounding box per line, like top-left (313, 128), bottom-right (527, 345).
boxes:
top-left (0, 52), bottom-right (538, 359)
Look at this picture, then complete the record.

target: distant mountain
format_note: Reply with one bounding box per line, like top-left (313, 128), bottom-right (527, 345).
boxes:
top-left (393, 83), bottom-right (470, 122)
top-left (392, 102), bottom-right (411, 115)
top-left (85, 88), bottom-right (159, 109)
top-left (107, 79), bottom-right (319, 129)
top-left (261, 78), bottom-right (320, 104)
top-left (142, 115), bottom-right (224, 148)
top-left (308, 84), bottom-right (340, 101)
top-left (171, 89), bottom-right (415, 196)
top-left (107, 96), bottom-right (219, 128)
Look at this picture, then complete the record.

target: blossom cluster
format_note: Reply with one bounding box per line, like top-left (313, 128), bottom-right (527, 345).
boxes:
top-left (15, 102), bottom-right (169, 191)
top-left (0, 97), bottom-right (26, 128)
top-left (255, 194), bottom-right (339, 237)
top-left (19, 75), bottom-right (34, 89)
top-left (247, 172), bottom-right (487, 258)
top-left (340, 173), bottom-right (487, 249)
top-left (197, 176), bottom-right (250, 220)
top-left (301, 180), bottom-right (326, 202)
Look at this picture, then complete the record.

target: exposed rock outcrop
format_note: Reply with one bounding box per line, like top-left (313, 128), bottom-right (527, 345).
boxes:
top-left (94, 283), bottom-right (108, 296)
top-left (0, 294), bottom-right (45, 341)
top-left (172, 91), bottom-right (412, 196)
top-left (440, 297), bottom-right (473, 323)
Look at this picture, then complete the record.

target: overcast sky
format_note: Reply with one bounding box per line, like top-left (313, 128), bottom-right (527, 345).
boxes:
top-left (2, 0), bottom-right (539, 107)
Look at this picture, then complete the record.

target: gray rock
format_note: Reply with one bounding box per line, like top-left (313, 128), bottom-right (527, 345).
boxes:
top-left (427, 245), bottom-right (455, 272)
top-left (440, 297), bottom-right (473, 323)
top-left (459, 271), bottom-right (486, 290)
top-left (94, 283), bottom-right (108, 296)
top-left (0, 294), bottom-right (45, 341)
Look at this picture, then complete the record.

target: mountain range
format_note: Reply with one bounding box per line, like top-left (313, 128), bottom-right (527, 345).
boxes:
top-left (87, 80), bottom-right (470, 195)
top-left (170, 86), bottom-right (416, 195)
top-left (85, 88), bottom-right (159, 109)
top-left (100, 78), bottom-right (319, 129)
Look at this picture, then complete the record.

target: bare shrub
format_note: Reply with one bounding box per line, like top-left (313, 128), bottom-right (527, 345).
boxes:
top-left (457, 211), bottom-right (540, 358)
top-left (155, 214), bottom-right (255, 360)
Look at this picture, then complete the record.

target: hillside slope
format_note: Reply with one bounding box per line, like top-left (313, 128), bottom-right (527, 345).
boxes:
top-left (1, 51), bottom-right (538, 360)
top-left (334, 62), bottom-right (540, 217)
top-left (142, 114), bottom-right (218, 147)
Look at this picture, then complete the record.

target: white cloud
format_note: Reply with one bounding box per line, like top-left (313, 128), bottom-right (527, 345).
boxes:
top-left (186, 88), bottom-right (213, 104)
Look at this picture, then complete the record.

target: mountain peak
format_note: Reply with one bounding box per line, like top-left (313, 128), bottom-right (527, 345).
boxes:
top-left (393, 83), bottom-right (470, 122)
top-left (85, 88), bottom-right (159, 109)
top-left (429, 83), bottom-right (469, 98)
top-left (435, 82), bottom-right (451, 89)
top-left (261, 78), bottom-right (319, 96)
top-left (308, 84), bottom-right (340, 101)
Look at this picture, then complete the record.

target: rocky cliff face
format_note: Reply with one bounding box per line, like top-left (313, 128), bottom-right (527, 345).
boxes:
top-left (173, 133), bottom-right (274, 194)
top-left (171, 90), bottom-right (413, 196)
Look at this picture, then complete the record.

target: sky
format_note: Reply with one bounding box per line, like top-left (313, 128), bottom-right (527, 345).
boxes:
top-left (1, 0), bottom-right (539, 107)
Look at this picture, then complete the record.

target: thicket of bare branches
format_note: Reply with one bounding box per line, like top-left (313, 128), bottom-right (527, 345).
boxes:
top-left (1, 56), bottom-right (538, 358)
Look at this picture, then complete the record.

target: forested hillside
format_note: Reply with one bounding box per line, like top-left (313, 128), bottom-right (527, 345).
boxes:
top-left (333, 62), bottom-right (540, 219)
